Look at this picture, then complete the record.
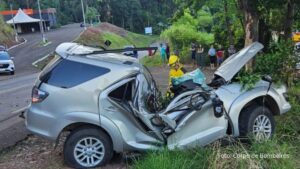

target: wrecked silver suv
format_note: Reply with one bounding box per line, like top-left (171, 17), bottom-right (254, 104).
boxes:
top-left (25, 42), bottom-right (291, 168)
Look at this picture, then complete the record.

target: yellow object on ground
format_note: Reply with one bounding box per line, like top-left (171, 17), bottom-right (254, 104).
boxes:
top-left (292, 32), bottom-right (300, 42)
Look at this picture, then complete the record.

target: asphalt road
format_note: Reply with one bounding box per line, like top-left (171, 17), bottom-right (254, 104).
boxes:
top-left (0, 24), bottom-right (155, 150)
top-left (0, 23), bottom-right (83, 150)
top-left (0, 23), bottom-right (83, 81)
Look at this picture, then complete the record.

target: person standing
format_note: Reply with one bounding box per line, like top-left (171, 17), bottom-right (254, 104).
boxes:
top-left (208, 45), bottom-right (216, 69)
top-left (160, 43), bottom-right (167, 65)
top-left (216, 48), bottom-right (224, 66)
top-left (190, 43), bottom-right (197, 67)
top-left (166, 43), bottom-right (170, 60)
top-left (228, 45), bottom-right (236, 56)
top-left (196, 44), bottom-right (205, 69)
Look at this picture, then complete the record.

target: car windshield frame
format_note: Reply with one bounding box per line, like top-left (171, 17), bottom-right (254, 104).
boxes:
top-left (0, 52), bottom-right (10, 60)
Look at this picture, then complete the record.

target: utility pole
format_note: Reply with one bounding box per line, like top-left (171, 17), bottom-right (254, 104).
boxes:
top-left (37, 0), bottom-right (46, 43)
top-left (10, 3), bottom-right (18, 42)
top-left (81, 0), bottom-right (87, 30)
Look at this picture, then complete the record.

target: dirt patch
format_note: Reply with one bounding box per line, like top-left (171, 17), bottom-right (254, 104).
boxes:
top-left (96, 22), bottom-right (127, 37)
top-left (0, 134), bottom-right (127, 169)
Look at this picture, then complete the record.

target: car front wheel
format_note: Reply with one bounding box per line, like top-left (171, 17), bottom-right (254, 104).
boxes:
top-left (239, 106), bottom-right (275, 141)
top-left (63, 127), bottom-right (113, 168)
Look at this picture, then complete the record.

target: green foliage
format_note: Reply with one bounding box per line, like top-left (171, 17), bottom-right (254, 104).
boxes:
top-left (2, 0), bottom-right (176, 34)
top-left (76, 24), bottom-right (158, 50)
top-left (133, 148), bottom-right (213, 169)
top-left (161, 9), bottom-right (214, 63)
top-left (86, 7), bottom-right (98, 24)
top-left (236, 71), bottom-right (261, 90)
top-left (133, 137), bottom-right (298, 169)
top-left (0, 16), bottom-right (13, 45)
top-left (255, 40), bottom-right (298, 86)
top-left (141, 54), bottom-right (162, 67)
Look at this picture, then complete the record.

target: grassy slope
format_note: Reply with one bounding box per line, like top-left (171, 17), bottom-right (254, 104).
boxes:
top-left (76, 24), bottom-right (158, 49)
top-left (133, 84), bottom-right (300, 169)
top-left (140, 53), bottom-right (163, 67)
top-left (0, 16), bottom-right (13, 45)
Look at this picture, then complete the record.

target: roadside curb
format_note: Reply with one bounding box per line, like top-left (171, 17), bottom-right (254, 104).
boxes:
top-left (7, 37), bottom-right (27, 51)
top-left (0, 106), bottom-right (28, 124)
top-left (31, 28), bottom-right (84, 68)
top-left (32, 53), bottom-right (51, 67)
top-left (73, 29), bottom-right (85, 42)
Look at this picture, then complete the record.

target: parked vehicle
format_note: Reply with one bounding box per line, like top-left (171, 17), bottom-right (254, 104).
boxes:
top-left (0, 51), bottom-right (15, 75)
top-left (0, 45), bottom-right (7, 52)
top-left (25, 42), bottom-right (291, 168)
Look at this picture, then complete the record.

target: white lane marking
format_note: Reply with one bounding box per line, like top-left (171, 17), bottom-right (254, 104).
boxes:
top-left (11, 106), bottom-right (28, 115)
top-left (7, 38), bottom-right (27, 51)
top-left (0, 83), bottom-right (33, 95)
top-left (32, 53), bottom-right (51, 67)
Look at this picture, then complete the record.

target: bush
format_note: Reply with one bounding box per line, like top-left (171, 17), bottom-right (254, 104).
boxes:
top-left (255, 40), bottom-right (298, 86)
top-left (160, 9), bottom-right (214, 63)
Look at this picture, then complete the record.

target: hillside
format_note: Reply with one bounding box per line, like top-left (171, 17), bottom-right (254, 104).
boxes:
top-left (76, 22), bottom-right (158, 49)
top-left (0, 16), bottom-right (14, 47)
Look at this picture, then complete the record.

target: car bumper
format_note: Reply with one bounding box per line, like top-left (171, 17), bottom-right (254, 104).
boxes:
top-left (281, 102), bottom-right (292, 114)
top-left (0, 66), bottom-right (14, 73)
top-left (25, 107), bottom-right (59, 141)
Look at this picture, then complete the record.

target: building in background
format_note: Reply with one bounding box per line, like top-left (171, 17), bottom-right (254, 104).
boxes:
top-left (0, 8), bottom-right (57, 33)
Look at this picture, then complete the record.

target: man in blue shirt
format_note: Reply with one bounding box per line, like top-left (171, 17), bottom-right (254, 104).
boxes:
top-left (208, 45), bottom-right (216, 70)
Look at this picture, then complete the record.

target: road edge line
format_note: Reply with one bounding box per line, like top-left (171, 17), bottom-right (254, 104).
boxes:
top-left (0, 106), bottom-right (28, 124)
top-left (32, 53), bottom-right (50, 67)
top-left (7, 37), bottom-right (27, 51)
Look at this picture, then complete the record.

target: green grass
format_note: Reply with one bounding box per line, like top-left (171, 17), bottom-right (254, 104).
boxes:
top-left (140, 53), bottom-right (163, 67)
top-left (76, 28), bottom-right (158, 49)
top-left (132, 84), bottom-right (300, 169)
top-left (33, 54), bottom-right (54, 70)
top-left (0, 16), bottom-right (13, 45)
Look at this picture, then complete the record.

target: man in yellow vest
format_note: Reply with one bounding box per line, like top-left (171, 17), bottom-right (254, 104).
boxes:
top-left (168, 55), bottom-right (186, 85)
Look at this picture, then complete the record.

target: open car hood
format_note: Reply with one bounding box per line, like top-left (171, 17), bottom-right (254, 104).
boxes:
top-left (214, 42), bottom-right (264, 82)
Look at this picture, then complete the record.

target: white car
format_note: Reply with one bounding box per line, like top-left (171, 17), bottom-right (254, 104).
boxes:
top-left (0, 51), bottom-right (15, 75)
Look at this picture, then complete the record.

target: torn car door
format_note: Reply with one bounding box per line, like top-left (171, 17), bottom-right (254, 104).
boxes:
top-left (163, 91), bottom-right (228, 149)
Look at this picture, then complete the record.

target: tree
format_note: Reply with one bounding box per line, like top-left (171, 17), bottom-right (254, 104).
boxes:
top-left (86, 7), bottom-right (98, 24)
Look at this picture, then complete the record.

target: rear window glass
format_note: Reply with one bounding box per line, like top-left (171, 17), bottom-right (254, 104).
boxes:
top-left (40, 59), bottom-right (110, 88)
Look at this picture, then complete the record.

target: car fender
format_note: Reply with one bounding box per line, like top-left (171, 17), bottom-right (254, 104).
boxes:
top-left (59, 112), bottom-right (123, 152)
top-left (216, 84), bottom-right (282, 136)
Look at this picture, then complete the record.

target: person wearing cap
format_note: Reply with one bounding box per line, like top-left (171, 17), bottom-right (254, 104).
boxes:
top-left (168, 55), bottom-right (186, 85)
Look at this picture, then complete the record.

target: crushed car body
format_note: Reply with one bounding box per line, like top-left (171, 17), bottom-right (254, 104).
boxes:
top-left (25, 42), bottom-right (291, 168)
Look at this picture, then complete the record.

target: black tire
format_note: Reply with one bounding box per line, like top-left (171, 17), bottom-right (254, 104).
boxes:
top-left (63, 127), bottom-right (113, 168)
top-left (10, 71), bottom-right (14, 75)
top-left (239, 106), bottom-right (275, 141)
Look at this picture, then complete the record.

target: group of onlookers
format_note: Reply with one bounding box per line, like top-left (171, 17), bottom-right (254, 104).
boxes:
top-left (160, 42), bottom-right (237, 70)
top-left (201, 44), bottom-right (236, 70)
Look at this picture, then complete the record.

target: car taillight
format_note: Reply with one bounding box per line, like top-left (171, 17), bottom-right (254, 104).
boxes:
top-left (32, 86), bottom-right (49, 103)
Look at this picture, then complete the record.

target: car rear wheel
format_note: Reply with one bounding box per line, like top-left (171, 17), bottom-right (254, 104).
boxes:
top-left (239, 106), bottom-right (275, 141)
top-left (63, 127), bottom-right (113, 168)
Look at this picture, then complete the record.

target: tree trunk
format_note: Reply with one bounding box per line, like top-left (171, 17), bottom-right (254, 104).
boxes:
top-left (283, 0), bottom-right (294, 40)
top-left (258, 18), bottom-right (271, 52)
top-left (224, 0), bottom-right (234, 45)
top-left (238, 0), bottom-right (259, 70)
